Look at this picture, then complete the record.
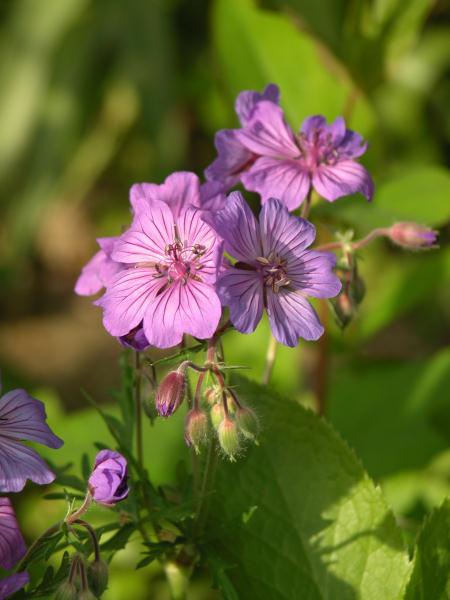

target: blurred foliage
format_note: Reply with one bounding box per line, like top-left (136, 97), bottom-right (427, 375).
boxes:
top-left (0, 0), bottom-right (449, 597)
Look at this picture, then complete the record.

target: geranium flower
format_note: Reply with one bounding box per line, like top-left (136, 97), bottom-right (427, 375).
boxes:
top-left (234, 106), bottom-right (374, 210)
top-left (0, 573), bottom-right (29, 599)
top-left (88, 450), bottom-right (128, 506)
top-left (206, 192), bottom-right (341, 347)
top-left (0, 386), bottom-right (63, 493)
top-left (75, 237), bottom-right (122, 297)
top-left (97, 197), bottom-right (222, 349)
top-left (0, 498), bottom-right (26, 569)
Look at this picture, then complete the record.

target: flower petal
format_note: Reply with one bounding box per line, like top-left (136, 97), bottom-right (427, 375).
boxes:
top-left (205, 129), bottom-right (255, 188)
top-left (0, 389), bottom-right (63, 448)
top-left (0, 439), bottom-right (57, 492)
top-left (300, 115), bottom-right (327, 137)
top-left (217, 268), bottom-right (264, 334)
top-left (242, 156), bottom-right (311, 211)
top-left (143, 280), bottom-right (222, 349)
top-left (236, 101), bottom-right (299, 158)
top-left (288, 251), bottom-right (342, 298)
top-left (199, 181), bottom-right (227, 212)
top-left (337, 129), bottom-right (368, 159)
top-left (266, 290), bottom-right (324, 346)
top-left (0, 572), bottom-right (29, 599)
top-left (260, 198), bottom-right (316, 260)
top-left (98, 268), bottom-right (161, 337)
top-left (205, 191), bottom-right (262, 263)
top-left (313, 160), bottom-right (374, 201)
top-left (112, 199), bottom-right (174, 264)
top-left (130, 172), bottom-right (201, 219)
top-left (0, 498), bottom-right (26, 569)
top-left (235, 83), bottom-right (280, 126)
top-left (75, 238), bottom-right (122, 297)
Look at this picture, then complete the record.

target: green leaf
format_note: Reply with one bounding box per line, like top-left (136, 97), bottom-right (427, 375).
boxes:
top-left (405, 499), bottom-right (450, 599)
top-left (205, 376), bottom-right (411, 599)
top-left (212, 0), bottom-right (373, 134)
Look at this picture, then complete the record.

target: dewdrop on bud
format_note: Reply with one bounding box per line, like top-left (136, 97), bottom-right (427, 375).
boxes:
top-left (89, 558), bottom-right (109, 597)
top-left (236, 407), bottom-right (259, 442)
top-left (218, 417), bottom-right (240, 460)
top-left (185, 409), bottom-right (209, 453)
top-left (210, 402), bottom-right (225, 430)
top-left (389, 222), bottom-right (438, 250)
top-left (155, 367), bottom-right (187, 417)
top-left (55, 581), bottom-right (78, 600)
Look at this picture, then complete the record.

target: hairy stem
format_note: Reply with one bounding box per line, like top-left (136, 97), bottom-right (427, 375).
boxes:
top-left (72, 519), bottom-right (100, 560)
top-left (300, 188), bottom-right (313, 219)
top-left (262, 334), bottom-right (278, 385)
top-left (317, 228), bottom-right (390, 252)
top-left (314, 300), bottom-right (329, 416)
top-left (135, 351), bottom-right (144, 471)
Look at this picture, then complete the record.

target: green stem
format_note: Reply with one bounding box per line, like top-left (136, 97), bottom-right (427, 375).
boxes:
top-left (193, 439), bottom-right (217, 538)
top-left (165, 561), bottom-right (191, 600)
top-left (14, 521), bottom-right (62, 572)
top-left (262, 334), bottom-right (278, 385)
top-left (135, 351), bottom-right (144, 471)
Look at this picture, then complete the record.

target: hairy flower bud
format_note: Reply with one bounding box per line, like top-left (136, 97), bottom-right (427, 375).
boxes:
top-left (184, 409), bottom-right (209, 453)
top-left (210, 403), bottom-right (226, 430)
top-left (236, 407), bottom-right (259, 442)
top-left (333, 292), bottom-right (354, 328)
top-left (156, 369), bottom-right (186, 417)
top-left (218, 417), bottom-right (240, 460)
top-left (204, 385), bottom-right (222, 406)
top-left (78, 591), bottom-right (96, 600)
top-left (88, 450), bottom-right (128, 507)
top-left (89, 558), bottom-right (109, 597)
top-left (55, 581), bottom-right (78, 600)
top-left (389, 222), bottom-right (438, 250)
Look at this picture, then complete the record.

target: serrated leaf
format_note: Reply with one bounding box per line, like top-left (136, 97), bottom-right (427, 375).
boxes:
top-left (205, 376), bottom-right (412, 599)
top-left (405, 499), bottom-right (450, 599)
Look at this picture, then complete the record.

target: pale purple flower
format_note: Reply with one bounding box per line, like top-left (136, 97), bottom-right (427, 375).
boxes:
top-left (205, 84), bottom-right (280, 188)
top-left (75, 237), bottom-right (122, 297)
top-left (97, 198), bottom-right (222, 349)
top-left (0, 498), bottom-right (26, 569)
top-left (233, 105), bottom-right (374, 210)
top-left (0, 573), bottom-right (29, 599)
top-left (206, 192), bottom-right (341, 347)
top-left (88, 450), bottom-right (128, 506)
top-left (0, 386), bottom-right (63, 493)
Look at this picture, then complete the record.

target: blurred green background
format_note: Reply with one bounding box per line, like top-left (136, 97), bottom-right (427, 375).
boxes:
top-left (0, 0), bottom-right (449, 598)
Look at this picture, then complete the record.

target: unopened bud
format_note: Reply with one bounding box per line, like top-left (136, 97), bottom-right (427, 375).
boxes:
top-left (236, 407), bottom-right (259, 442)
top-left (156, 368), bottom-right (186, 417)
top-left (210, 403), bottom-right (225, 430)
top-left (184, 409), bottom-right (209, 453)
top-left (333, 292), bottom-right (354, 328)
top-left (55, 581), bottom-right (78, 600)
top-left (389, 222), bottom-right (438, 250)
top-left (89, 558), bottom-right (109, 597)
top-left (218, 417), bottom-right (240, 460)
top-left (204, 386), bottom-right (222, 406)
top-left (78, 591), bottom-right (96, 600)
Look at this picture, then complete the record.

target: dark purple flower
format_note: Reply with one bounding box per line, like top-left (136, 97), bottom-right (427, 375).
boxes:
top-left (234, 105), bottom-right (374, 210)
top-left (206, 192), bottom-right (341, 347)
top-left (75, 237), bottom-right (123, 297)
top-left (88, 450), bottom-right (128, 506)
top-left (204, 84), bottom-right (280, 188)
top-left (0, 387), bottom-right (63, 493)
top-left (97, 197), bottom-right (223, 349)
top-left (155, 369), bottom-right (186, 417)
top-left (0, 572), bottom-right (29, 600)
top-left (0, 498), bottom-right (26, 569)
top-left (118, 324), bottom-right (150, 352)
top-left (389, 222), bottom-right (438, 249)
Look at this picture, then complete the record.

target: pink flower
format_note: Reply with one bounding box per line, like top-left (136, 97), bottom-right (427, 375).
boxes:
top-left (75, 237), bottom-right (123, 297)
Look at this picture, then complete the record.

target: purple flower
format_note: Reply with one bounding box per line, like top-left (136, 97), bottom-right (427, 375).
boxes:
top-left (0, 387), bottom-right (63, 493)
top-left (88, 450), bottom-right (128, 506)
top-left (97, 198), bottom-right (222, 349)
top-left (118, 324), bottom-right (150, 352)
top-left (75, 237), bottom-right (123, 297)
top-left (233, 105), bottom-right (374, 210)
top-left (0, 573), bottom-right (29, 600)
top-left (205, 84), bottom-right (280, 188)
top-left (206, 192), bottom-right (341, 347)
top-left (155, 369), bottom-right (186, 417)
top-left (0, 498), bottom-right (26, 569)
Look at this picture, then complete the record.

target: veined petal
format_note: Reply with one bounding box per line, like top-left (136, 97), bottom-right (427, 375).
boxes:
top-left (236, 101), bottom-right (299, 159)
top-left (288, 251), bottom-right (342, 298)
top-left (337, 130), bottom-right (368, 159)
top-left (266, 290), bottom-right (324, 346)
top-left (205, 129), bottom-right (255, 188)
top-left (217, 268), bottom-right (264, 334)
top-left (199, 181), bottom-right (227, 212)
top-left (112, 199), bottom-right (174, 264)
top-left (260, 198), bottom-right (316, 259)
top-left (0, 572), bottom-right (29, 599)
top-left (242, 157), bottom-right (311, 211)
top-left (300, 115), bottom-right (327, 137)
top-left (0, 439), bottom-right (56, 492)
top-left (235, 83), bottom-right (280, 126)
top-left (312, 160), bottom-right (374, 201)
top-left (205, 191), bottom-right (262, 263)
top-left (98, 268), bottom-right (161, 337)
top-left (0, 389), bottom-right (63, 448)
top-left (143, 280), bottom-right (222, 349)
top-left (75, 239), bottom-right (122, 297)
top-left (0, 498), bottom-right (26, 569)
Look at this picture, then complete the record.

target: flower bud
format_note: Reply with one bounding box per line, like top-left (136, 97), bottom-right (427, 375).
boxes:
top-left (88, 450), bottom-right (128, 507)
top-left (210, 403), bottom-right (225, 430)
top-left (184, 409), bottom-right (209, 453)
top-left (55, 581), bottom-right (78, 600)
top-left (236, 407), bottom-right (259, 442)
top-left (204, 386), bottom-right (221, 406)
top-left (389, 222), bottom-right (438, 250)
top-left (78, 591), bottom-right (96, 600)
top-left (218, 417), bottom-right (240, 461)
top-left (155, 369), bottom-right (186, 417)
top-left (89, 558), bottom-right (109, 597)
top-left (333, 292), bottom-right (354, 328)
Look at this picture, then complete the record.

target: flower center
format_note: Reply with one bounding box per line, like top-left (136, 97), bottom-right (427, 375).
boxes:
top-left (296, 131), bottom-right (339, 170)
top-left (155, 240), bottom-right (207, 285)
top-left (256, 253), bottom-right (290, 293)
